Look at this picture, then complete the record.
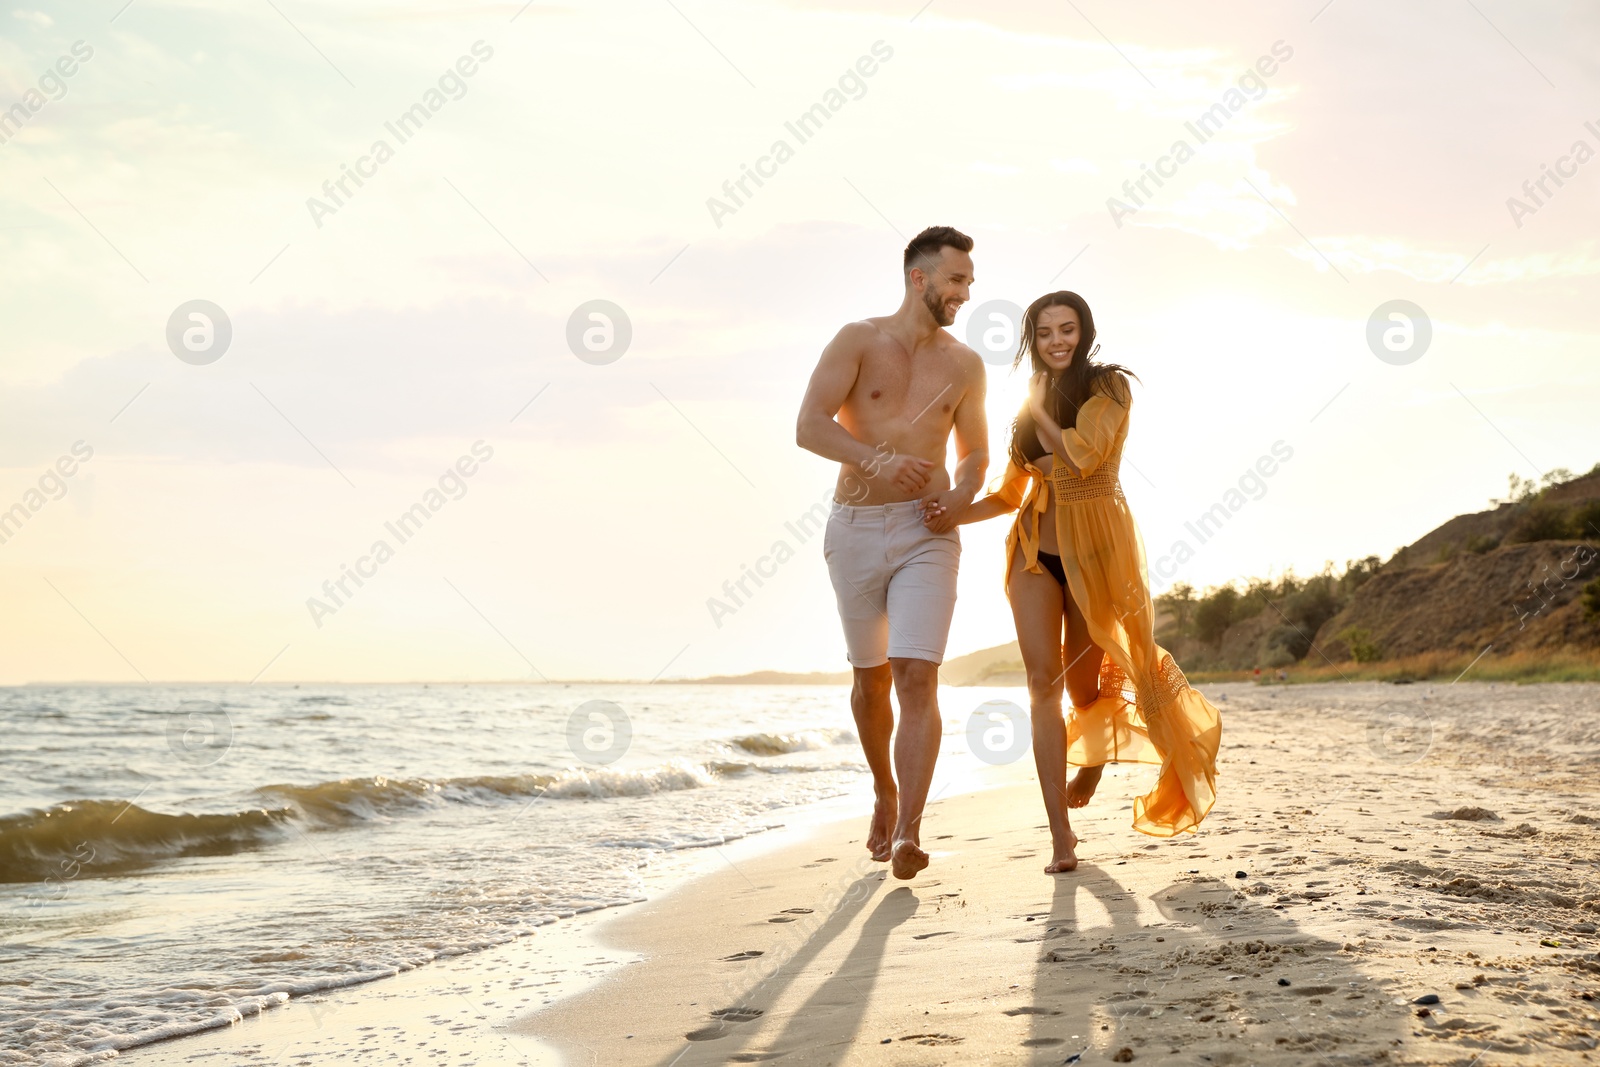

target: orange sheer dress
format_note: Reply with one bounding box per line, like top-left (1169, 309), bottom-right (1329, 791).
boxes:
top-left (986, 373), bottom-right (1221, 837)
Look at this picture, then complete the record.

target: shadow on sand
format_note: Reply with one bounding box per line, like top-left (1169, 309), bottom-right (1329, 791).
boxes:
top-left (648, 872), bottom-right (908, 1065)
top-left (1021, 862), bottom-right (1404, 1065)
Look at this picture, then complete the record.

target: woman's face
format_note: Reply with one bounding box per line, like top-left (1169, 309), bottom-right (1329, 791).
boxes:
top-left (1033, 304), bottom-right (1080, 373)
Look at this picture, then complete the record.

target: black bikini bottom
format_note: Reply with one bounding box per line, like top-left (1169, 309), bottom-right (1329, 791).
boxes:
top-left (1037, 550), bottom-right (1068, 586)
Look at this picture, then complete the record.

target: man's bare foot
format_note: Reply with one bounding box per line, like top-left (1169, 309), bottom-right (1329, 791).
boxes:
top-left (1044, 829), bottom-right (1079, 873)
top-left (867, 793), bottom-right (897, 862)
top-left (890, 839), bottom-right (928, 880)
top-left (1066, 764), bottom-right (1104, 808)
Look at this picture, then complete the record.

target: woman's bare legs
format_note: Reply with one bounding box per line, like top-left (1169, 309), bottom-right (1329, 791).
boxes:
top-left (1062, 582), bottom-right (1108, 807)
top-left (1008, 553), bottom-right (1077, 872)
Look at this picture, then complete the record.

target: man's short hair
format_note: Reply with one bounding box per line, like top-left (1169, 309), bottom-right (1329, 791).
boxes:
top-left (903, 225), bottom-right (973, 281)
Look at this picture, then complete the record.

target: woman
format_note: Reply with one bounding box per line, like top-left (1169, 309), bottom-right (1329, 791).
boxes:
top-left (942, 291), bottom-right (1221, 872)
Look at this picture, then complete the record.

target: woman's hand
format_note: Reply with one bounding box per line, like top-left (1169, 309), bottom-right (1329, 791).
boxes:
top-left (1028, 371), bottom-right (1049, 420)
top-left (1029, 371), bottom-right (1061, 435)
top-left (919, 488), bottom-right (970, 533)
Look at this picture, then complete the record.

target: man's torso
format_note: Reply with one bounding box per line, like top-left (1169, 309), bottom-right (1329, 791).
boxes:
top-left (834, 318), bottom-right (971, 505)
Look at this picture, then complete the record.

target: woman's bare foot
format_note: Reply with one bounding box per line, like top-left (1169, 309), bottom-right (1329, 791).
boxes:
top-left (890, 839), bottom-right (928, 880)
top-left (867, 792), bottom-right (897, 862)
top-left (1044, 829), bottom-right (1079, 873)
top-left (1066, 764), bottom-right (1104, 808)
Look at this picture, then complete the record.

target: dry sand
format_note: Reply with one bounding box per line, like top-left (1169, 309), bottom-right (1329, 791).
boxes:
top-left (517, 681), bottom-right (1600, 1066)
top-left (116, 681), bottom-right (1600, 1067)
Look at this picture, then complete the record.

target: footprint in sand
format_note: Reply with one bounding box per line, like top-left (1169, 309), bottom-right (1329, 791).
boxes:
top-left (710, 1007), bottom-right (765, 1022)
top-left (898, 1033), bottom-right (963, 1045)
top-left (766, 908), bottom-right (813, 923)
top-left (1021, 1037), bottom-right (1065, 1047)
top-left (1002, 1006), bottom-right (1062, 1017)
top-left (911, 930), bottom-right (955, 940)
top-left (718, 950), bottom-right (764, 961)
top-left (685, 1006), bottom-right (765, 1040)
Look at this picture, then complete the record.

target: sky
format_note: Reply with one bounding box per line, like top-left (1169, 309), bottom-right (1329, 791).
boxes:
top-left (1, 0), bottom-right (1596, 683)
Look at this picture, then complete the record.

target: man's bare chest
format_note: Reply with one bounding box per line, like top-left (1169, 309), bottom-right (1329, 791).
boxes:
top-left (852, 346), bottom-right (962, 422)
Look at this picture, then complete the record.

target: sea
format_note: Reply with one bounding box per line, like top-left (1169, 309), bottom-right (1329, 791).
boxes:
top-left (0, 682), bottom-right (1017, 1066)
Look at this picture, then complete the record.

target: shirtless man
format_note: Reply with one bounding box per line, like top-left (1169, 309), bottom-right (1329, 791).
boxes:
top-left (796, 226), bottom-right (989, 880)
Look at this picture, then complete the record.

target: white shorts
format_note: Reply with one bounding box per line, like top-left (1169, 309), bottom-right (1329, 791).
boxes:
top-left (823, 500), bottom-right (961, 667)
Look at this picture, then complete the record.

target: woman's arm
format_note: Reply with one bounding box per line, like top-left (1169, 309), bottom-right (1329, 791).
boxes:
top-left (1058, 372), bottom-right (1131, 477)
top-left (926, 455), bottom-right (1031, 529)
top-left (1028, 373), bottom-right (1080, 476)
top-left (954, 493), bottom-right (1018, 526)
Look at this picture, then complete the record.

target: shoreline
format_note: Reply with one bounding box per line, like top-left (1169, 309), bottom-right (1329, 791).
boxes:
top-left (102, 758), bottom-right (1017, 1067)
top-left (105, 797), bottom-right (876, 1067)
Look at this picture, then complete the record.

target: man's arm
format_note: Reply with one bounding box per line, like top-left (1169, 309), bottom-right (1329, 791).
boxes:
top-left (796, 323), bottom-right (881, 470)
top-left (797, 324), bottom-right (934, 494)
top-left (922, 352), bottom-right (990, 533)
top-left (948, 352), bottom-right (990, 499)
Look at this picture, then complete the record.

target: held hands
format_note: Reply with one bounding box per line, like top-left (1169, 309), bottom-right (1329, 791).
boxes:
top-left (919, 488), bottom-right (969, 533)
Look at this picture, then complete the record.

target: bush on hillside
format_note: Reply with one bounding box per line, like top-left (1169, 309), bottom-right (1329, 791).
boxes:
top-left (1192, 587), bottom-right (1239, 645)
top-left (1339, 626), bottom-right (1384, 663)
top-left (1573, 500), bottom-right (1600, 543)
top-left (1506, 500), bottom-right (1574, 544)
top-left (1260, 624), bottom-right (1309, 663)
top-left (1584, 579), bottom-right (1600, 622)
top-left (1156, 558), bottom-right (1385, 665)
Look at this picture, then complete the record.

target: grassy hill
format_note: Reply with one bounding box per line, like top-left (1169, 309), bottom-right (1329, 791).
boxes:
top-left (1160, 465), bottom-right (1600, 682)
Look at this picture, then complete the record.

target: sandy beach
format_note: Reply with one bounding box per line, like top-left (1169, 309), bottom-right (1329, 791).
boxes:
top-left (103, 680), bottom-right (1600, 1067)
top-left (516, 681), bottom-right (1600, 1066)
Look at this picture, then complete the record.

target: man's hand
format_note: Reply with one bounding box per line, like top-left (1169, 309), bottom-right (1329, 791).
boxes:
top-left (919, 488), bottom-right (969, 533)
top-left (871, 454), bottom-right (936, 495)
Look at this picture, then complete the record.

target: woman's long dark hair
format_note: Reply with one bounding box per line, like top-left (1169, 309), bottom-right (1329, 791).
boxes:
top-left (1007, 290), bottom-right (1137, 470)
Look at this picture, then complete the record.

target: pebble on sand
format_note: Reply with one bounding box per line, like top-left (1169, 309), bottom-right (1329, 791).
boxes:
top-left (1413, 994), bottom-right (1441, 1005)
top-left (1278, 978), bottom-right (1291, 986)
top-left (1235, 870), bottom-right (1248, 879)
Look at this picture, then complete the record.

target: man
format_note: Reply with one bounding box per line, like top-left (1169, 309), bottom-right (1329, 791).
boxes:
top-left (796, 226), bottom-right (988, 879)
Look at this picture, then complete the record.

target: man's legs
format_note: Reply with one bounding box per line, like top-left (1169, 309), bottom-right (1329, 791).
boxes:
top-left (887, 656), bottom-right (941, 879)
top-left (878, 509), bottom-right (960, 879)
top-left (824, 503), bottom-right (898, 863)
top-left (850, 664), bottom-right (896, 862)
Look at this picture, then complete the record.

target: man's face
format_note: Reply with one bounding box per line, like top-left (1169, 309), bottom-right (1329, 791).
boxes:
top-left (914, 247), bottom-right (973, 327)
